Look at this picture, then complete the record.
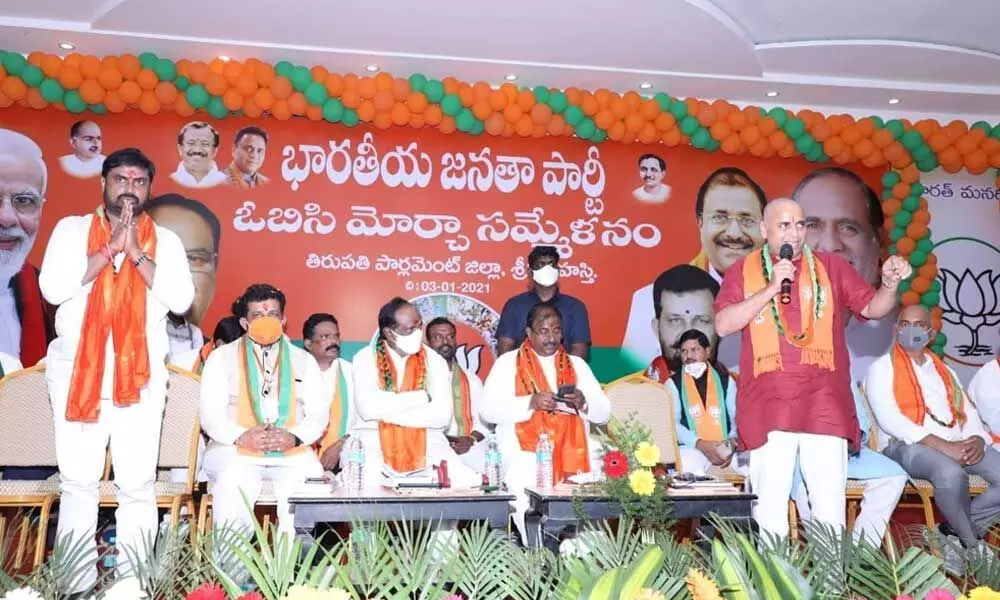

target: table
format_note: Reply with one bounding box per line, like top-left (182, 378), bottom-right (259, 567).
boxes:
top-left (290, 487), bottom-right (515, 549)
top-left (523, 485), bottom-right (755, 553)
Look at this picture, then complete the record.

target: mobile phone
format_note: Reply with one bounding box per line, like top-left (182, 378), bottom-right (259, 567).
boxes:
top-left (556, 385), bottom-right (575, 399)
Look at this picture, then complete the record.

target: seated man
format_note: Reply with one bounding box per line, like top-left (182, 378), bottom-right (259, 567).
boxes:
top-left (791, 384), bottom-right (907, 545)
top-left (426, 317), bottom-right (489, 474)
top-left (481, 302), bottom-right (611, 540)
top-left (866, 304), bottom-right (1000, 550)
top-left (302, 312), bottom-right (355, 473)
top-left (200, 284), bottom-right (329, 539)
top-left (352, 297), bottom-right (480, 488)
top-left (170, 315), bottom-right (243, 374)
top-left (664, 329), bottom-right (743, 477)
top-left (969, 354), bottom-right (1000, 450)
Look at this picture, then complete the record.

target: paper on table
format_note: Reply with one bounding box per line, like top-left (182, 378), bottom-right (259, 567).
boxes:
top-left (566, 472), bottom-right (603, 484)
top-left (380, 464), bottom-right (434, 487)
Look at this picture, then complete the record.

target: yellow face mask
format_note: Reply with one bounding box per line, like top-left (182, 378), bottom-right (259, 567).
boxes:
top-left (247, 316), bottom-right (283, 346)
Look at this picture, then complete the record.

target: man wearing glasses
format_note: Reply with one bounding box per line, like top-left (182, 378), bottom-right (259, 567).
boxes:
top-left (170, 121), bottom-right (227, 189)
top-left (147, 194), bottom-right (221, 360)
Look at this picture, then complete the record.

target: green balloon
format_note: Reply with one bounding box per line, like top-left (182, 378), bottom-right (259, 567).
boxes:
top-left (909, 250), bottom-right (927, 267)
top-left (921, 291), bottom-right (939, 306)
top-left (139, 52), bottom-right (158, 70)
top-left (882, 188), bottom-right (896, 201)
top-left (275, 61), bottom-right (294, 78)
top-left (322, 98), bottom-right (344, 122)
top-left (894, 210), bottom-right (913, 227)
top-left (456, 109), bottom-right (476, 132)
top-left (186, 84), bottom-right (210, 108)
top-left (2, 52), bottom-right (26, 76)
top-left (64, 90), bottom-right (86, 114)
top-left (691, 129), bottom-right (711, 149)
top-left (576, 119), bottom-right (596, 140)
top-left (784, 118), bottom-right (806, 139)
top-left (563, 105), bottom-right (584, 126)
top-left (423, 80), bottom-right (444, 103)
top-left (992, 124), bottom-right (1000, 140)
top-left (889, 226), bottom-right (906, 242)
top-left (910, 182), bottom-right (924, 196)
top-left (679, 115), bottom-right (699, 136)
top-left (869, 115), bottom-right (885, 129)
top-left (304, 81), bottom-right (328, 106)
top-left (794, 135), bottom-right (815, 154)
top-left (290, 66), bottom-right (311, 92)
top-left (930, 278), bottom-right (941, 293)
top-left (39, 79), bottom-right (65, 103)
top-left (175, 76), bottom-right (189, 91)
top-left (653, 92), bottom-right (671, 111)
top-left (154, 58), bottom-right (176, 81)
top-left (705, 138), bottom-right (721, 152)
top-left (19, 66), bottom-right (44, 90)
top-left (89, 103), bottom-right (107, 114)
top-left (902, 195), bottom-right (920, 212)
top-left (916, 157), bottom-right (939, 172)
top-left (767, 107), bottom-right (788, 126)
top-left (592, 129), bottom-right (608, 143)
top-left (668, 101), bottom-right (687, 119)
top-left (547, 91), bottom-right (568, 114)
top-left (532, 86), bottom-right (550, 104)
top-left (917, 237), bottom-right (934, 253)
top-left (408, 73), bottom-right (427, 92)
top-left (881, 171), bottom-right (901, 187)
top-left (807, 145), bottom-right (826, 162)
top-left (341, 109), bottom-right (359, 127)
top-left (885, 120), bottom-right (904, 139)
top-left (972, 120), bottom-right (991, 133)
top-left (911, 145), bottom-right (933, 161)
top-left (469, 119), bottom-right (484, 135)
top-left (897, 277), bottom-right (909, 293)
top-left (933, 332), bottom-right (947, 347)
top-left (207, 96), bottom-right (228, 119)
top-left (440, 94), bottom-right (462, 117)
top-left (901, 130), bottom-right (923, 150)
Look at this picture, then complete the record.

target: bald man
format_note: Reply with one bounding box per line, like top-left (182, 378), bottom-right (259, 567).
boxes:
top-left (59, 120), bottom-right (106, 179)
top-left (714, 198), bottom-right (910, 539)
top-left (0, 128), bottom-right (56, 366)
top-left (866, 304), bottom-right (1000, 554)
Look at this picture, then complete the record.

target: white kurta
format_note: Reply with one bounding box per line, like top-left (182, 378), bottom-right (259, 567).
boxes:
top-left (969, 359), bottom-right (1000, 449)
top-left (480, 348), bottom-right (611, 539)
top-left (446, 364), bottom-right (488, 473)
top-left (166, 319), bottom-right (204, 362)
top-left (170, 163), bottom-right (227, 188)
top-left (865, 351), bottom-right (990, 449)
top-left (59, 154), bottom-right (106, 178)
top-left (39, 213), bottom-right (194, 592)
top-left (200, 337), bottom-right (329, 537)
top-left (351, 343), bottom-right (481, 488)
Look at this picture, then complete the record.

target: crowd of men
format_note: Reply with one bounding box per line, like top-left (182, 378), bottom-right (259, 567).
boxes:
top-left (2, 139), bottom-right (1000, 590)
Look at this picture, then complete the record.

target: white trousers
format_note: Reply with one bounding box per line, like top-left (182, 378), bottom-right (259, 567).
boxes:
top-left (793, 474), bottom-right (906, 545)
top-left (202, 445), bottom-right (323, 539)
top-left (749, 431), bottom-right (847, 539)
top-left (678, 447), bottom-right (749, 478)
top-left (51, 392), bottom-right (165, 593)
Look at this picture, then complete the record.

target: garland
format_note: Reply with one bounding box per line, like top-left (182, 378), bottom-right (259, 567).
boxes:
top-left (374, 338), bottom-right (426, 392)
top-left (761, 243), bottom-right (822, 346)
top-left (1, 48), bottom-right (993, 356)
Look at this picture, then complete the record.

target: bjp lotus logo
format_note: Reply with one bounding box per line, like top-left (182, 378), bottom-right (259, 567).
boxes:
top-left (454, 344), bottom-right (484, 375)
top-left (939, 267), bottom-right (1000, 357)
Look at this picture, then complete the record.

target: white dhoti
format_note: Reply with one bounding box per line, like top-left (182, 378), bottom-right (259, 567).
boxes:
top-left (202, 444), bottom-right (324, 539)
top-left (354, 429), bottom-right (481, 490)
top-left (50, 382), bottom-right (165, 593)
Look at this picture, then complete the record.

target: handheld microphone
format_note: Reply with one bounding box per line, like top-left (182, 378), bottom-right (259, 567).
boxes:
top-left (779, 243), bottom-right (793, 305)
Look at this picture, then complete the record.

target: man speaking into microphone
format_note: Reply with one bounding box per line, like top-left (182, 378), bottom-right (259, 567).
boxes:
top-left (714, 198), bottom-right (910, 539)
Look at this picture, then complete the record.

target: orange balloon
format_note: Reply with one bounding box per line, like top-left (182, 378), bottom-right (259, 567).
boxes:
top-left (80, 56), bottom-right (101, 79)
top-left (883, 142), bottom-right (905, 163)
top-left (655, 112), bottom-right (676, 133)
top-left (609, 96), bottom-right (628, 119)
top-left (190, 62), bottom-right (210, 84)
top-left (594, 110), bottom-right (614, 131)
top-left (485, 113), bottom-right (505, 135)
top-left (517, 89), bottom-right (536, 112)
top-left (424, 104), bottom-right (443, 126)
top-left (834, 149), bottom-right (854, 165)
top-left (623, 91), bottom-right (642, 110)
top-left (918, 264), bottom-right (938, 280)
top-left (242, 97), bottom-right (263, 119)
top-left (357, 77), bottom-right (376, 99)
top-left (638, 123), bottom-right (657, 144)
top-left (739, 126), bottom-right (761, 146)
top-left (118, 80), bottom-right (142, 104)
top-left (899, 165), bottom-right (920, 183)
top-left (236, 74), bottom-right (257, 97)
top-left (750, 139), bottom-right (770, 157)
top-left (253, 87), bottom-right (274, 110)
top-left (896, 237), bottom-right (916, 256)
top-left (545, 114), bottom-right (565, 136)
top-left (594, 88), bottom-right (612, 107)
top-left (471, 81), bottom-right (491, 102)
top-left (26, 51), bottom-right (45, 67)
top-left (24, 88), bottom-right (47, 110)
top-left (500, 83), bottom-right (518, 104)
top-left (357, 100), bottom-right (375, 122)
top-left (305, 104), bottom-right (323, 121)
top-left (727, 110), bottom-right (747, 131)
top-left (911, 209), bottom-right (931, 226)
top-left (966, 150), bottom-right (989, 174)
top-left (340, 88), bottom-right (360, 109)
top-left (861, 146), bottom-right (884, 168)
top-left (0, 91), bottom-right (13, 110)
top-left (270, 76), bottom-right (293, 100)
top-left (872, 129), bottom-right (895, 148)
top-left (371, 72), bottom-right (391, 93)
top-left (406, 92), bottom-right (429, 114)
top-left (472, 100), bottom-right (492, 121)
top-left (823, 136), bottom-right (845, 157)
top-left (840, 125), bottom-right (862, 146)
top-left (154, 81), bottom-right (178, 105)
top-left (175, 59), bottom-right (193, 78)
top-left (810, 121), bottom-right (832, 142)
top-left (271, 98), bottom-right (292, 120)
top-left (373, 111), bottom-right (393, 130)
top-left (662, 128), bottom-right (682, 146)
top-left (438, 116), bottom-right (457, 135)
top-left (769, 131), bottom-right (789, 150)
top-left (580, 94), bottom-right (599, 116)
top-left (104, 90), bottom-right (126, 113)
top-left (488, 90), bottom-right (507, 112)
top-left (208, 58), bottom-right (226, 74)
top-left (408, 113), bottom-right (426, 129)
top-left (78, 79), bottom-right (105, 104)
top-left (342, 73), bottom-right (359, 89)
top-left (515, 114), bottom-right (534, 136)
top-left (324, 73), bottom-right (345, 97)
top-left (309, 65), bottom-right (329, 85)
top-left (696, 103), bottom-right (717, 127)
top-left (393, 78), bottom-right (411, 101)
top-left (640, 99), bottom-right (660, 122)
top-left (138, 91), bottom-right (160, 115)
top-left (206, 72), bottom-right (228, 96)
top-left (391, 102), bottom-right (410, 126)
top-left (223, 89), bottom-right (244, 111)
top-left (459, 85), bottom-right (475, 108)
top-left (853, 138), bottom-right (875, 159)
top-left (565, 87), bottom-right (582, 105)
top-left (721, 135), bottom-right (741, 155)
top-left (882, 198), bottom-right (901, 216)
top-left (255, 63), bottom-right (275, 87)
top-left (41, 55), bottom-right (63, 78)
top-left (625, 112), bottom-right (644, 133)
top-left (58, 67), bottom-right (83, 90)
top-left (891, 182), bottom-right (910, 199)
top-left (608, 121), bottom-right (626, 142)
top-left (901, 291), bottom-right (920, 306)
top-left (503, 103), bottom-right (523, 123)
top-left (136, 68), bottom-right (158, 91)
top-left (224, 61), bottom-right (244, 84)
top-left (373, 90), bottom-right (394, 112)
top-left (906, 223), bottom-right (928, 241)
top-left (710, 120), bottom-right (730, 140)
top-left (118, 54), bottom-right (141, 80)
top-left (909, 275), bottom-right (930, 293)
top-left (442, 77), bottom-right (460, 95)
top-left (287, 92), bottom-right (308, 115)
top-left (757, 118), bottom-right (778, 137)
top-left (778, 143), bottom-right (798, 159)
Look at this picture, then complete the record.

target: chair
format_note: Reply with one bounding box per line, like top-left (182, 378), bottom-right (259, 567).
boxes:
top-left (0, 365), bottom-right (60, 568)
top-left (97, 365), bottom-right (201, 542)
top-left (602, 372), bottom-right (682, 470)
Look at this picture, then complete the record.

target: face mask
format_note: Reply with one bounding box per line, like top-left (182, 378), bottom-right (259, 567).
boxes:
top-left (532, 265), bottom-right (559, 287)
top-left (683, 361), bottom-right (708, 378)
top-left (247, 316), bottom-right (283, 346)
top-left (394, 329), bottom-right (424, 355)
top-left (897, 325), bottom-right (930, 352)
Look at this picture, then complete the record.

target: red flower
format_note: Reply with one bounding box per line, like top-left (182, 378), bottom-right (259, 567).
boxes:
top-left (603, 450), bottom-right (629, 478)
top-left (186, 583), bottom-right (227, 600)
top-left (653, 466), bottom-right (668, 479)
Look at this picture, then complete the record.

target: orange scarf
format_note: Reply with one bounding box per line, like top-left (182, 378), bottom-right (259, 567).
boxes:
top-left (891, 343), bottom-right (966, 429)
top-left (191, 342), bottom-right (214, 375)
top-left (376, 341), bottom-right (428, 472)
top-left (514, 342), bottom-right (590, 482)
top-left (451, 367), bottom-right (475, 437)
top-left (235, 338), bottom-right (306, 457)
top-left (681, 369), bottom-right (725, 442)
top-left (316, 361), bottom-right (350, 456)
top-left (66, 207), bottom-right (156, 422)
top-left (742, 247), bottom-right (835, 376)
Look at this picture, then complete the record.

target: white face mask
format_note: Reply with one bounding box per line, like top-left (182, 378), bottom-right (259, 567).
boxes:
top-left (394, 329), bottom-right (424, 355)
top-left (683, 361), bottom-right (708, 378)
top-left (532, 265), bottom-right (559, 287)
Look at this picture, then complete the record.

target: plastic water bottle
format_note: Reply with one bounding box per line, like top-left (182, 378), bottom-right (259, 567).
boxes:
top-left (345, 437), bottom-right (365, 493)
top-left (535, 432), bottom-right (554, 491)
top-left (485, 433), bottom-right (502, 487)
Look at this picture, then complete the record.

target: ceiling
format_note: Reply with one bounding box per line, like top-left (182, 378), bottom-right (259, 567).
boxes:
top-left (1, 0), bottom-right (998, 122)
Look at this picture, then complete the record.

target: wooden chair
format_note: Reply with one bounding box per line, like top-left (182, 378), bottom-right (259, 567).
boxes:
top-left (602, 372), bottom-right (682, 470)
top-left (0, 365), bottom-right (60, 568)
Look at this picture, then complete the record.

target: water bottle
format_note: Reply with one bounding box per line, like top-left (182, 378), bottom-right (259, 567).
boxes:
top-left (485, 433), bottom-right (502, 487)
top-left (346, 436), bottom-right (365, 493)
top-left (535, 432), bottom-right (554, 491)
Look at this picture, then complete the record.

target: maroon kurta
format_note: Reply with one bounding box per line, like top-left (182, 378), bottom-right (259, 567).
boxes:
top-left (714, 251), bottom-right (876, 452)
